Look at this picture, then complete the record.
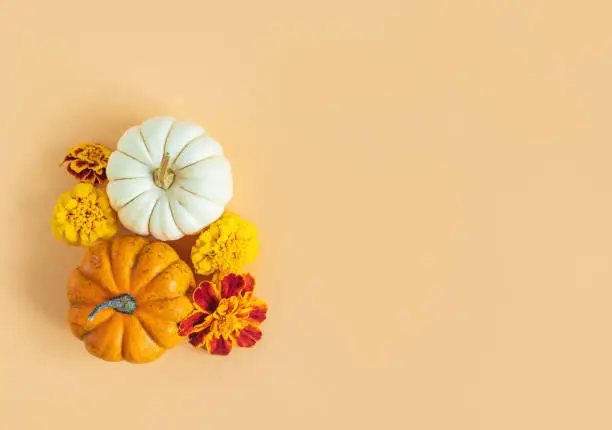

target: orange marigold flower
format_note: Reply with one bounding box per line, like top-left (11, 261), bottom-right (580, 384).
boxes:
top-left (61, 142), bottom-right (111, 184)
top-left (178, 273), bottom-right (268, 356)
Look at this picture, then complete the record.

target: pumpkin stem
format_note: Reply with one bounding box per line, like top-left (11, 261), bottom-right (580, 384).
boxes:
top-left (153, 152), bottom-right (175, 189)
top-left (88, 294), bottom-right (137, 321)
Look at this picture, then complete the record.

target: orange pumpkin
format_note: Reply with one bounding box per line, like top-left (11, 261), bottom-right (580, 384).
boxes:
top-left (67, 235), bottom-right (195, 363)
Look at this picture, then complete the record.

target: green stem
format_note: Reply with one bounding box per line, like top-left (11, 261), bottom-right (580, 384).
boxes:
top-left (88, 294), bottom-right (137, 321)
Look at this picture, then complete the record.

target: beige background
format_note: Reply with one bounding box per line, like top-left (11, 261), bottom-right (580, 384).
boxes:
top-left (1, 1), bottom-right (612, 428)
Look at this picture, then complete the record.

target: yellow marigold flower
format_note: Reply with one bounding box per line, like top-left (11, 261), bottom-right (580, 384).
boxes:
top-left (51, 183), bottom-right (117, 246)
top-left (61, 142), bottom-right (111, 184)
top-left (191, 212), bottom-right (259, 276)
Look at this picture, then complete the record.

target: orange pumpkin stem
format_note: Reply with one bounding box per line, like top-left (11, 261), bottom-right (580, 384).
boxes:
top-left (88, 294), bottom-right (137, 321)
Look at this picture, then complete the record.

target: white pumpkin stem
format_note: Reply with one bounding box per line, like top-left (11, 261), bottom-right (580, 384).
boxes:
top-left (154, 152), bottom-right (175, 189)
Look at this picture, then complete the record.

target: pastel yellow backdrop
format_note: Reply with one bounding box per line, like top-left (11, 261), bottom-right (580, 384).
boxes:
top-left (1, 1), bottom-right (612, 429)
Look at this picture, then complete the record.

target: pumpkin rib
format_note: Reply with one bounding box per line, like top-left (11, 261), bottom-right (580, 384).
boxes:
top-left (178, 185), bottom-right (217, 204)
top-left (103, 236), bottom-right (113, 283)
top-left (83, 311), bottom-right (118, 338)
top-left (68, 304), bottom-right (114, 339)
top-left (119, 190), bottom-right (146, 210)
top-left (117, 149), bottom-right (149, 167)
top-left (161, 118), bottom-right (177, 159)
top-left (137, 296), bottom-right (194, 322)
top-left (127, 241), bottom-right (158, 293)
top-left (119, 127), bottom-right (154, 165)
top-left (138, 319), bottom-right (161, 349)
top-left (130, 239), bottom-right (159, 272)
top-left (147, 198), bottom-right (161, 240)
top-left (107, 176), bottom-right (145, 182)
top-left (170, 132), bottom-right (206, 166)
top-left (126, 315), bottom-right (162, 349)
top-left (134, 260), bottom-right (194, 302)
top-left (134, 260), bottom-right (185, 299)
top-left (129, 243), bottom-right (180, 295)
top-left (110, 236), bottom-right (150, 293)
top-left (136, 312), bottom-right (183, 349)
top-left (174, 198), bottom-right (201, 230)
top-left (79, 241), bottom-right (120, 296)
top-left (167, 198), bottom-right (187, 236)
top-left (84, 314), bottom-right (125, 362)
top-left (138, 126), bottom-right (152, 159)
top-left (144, 295), bottom-right (192, 303)
top-left (173, 154), bottom-right (219, 172)
top-left (67, 269), bottom-right (111, 305)
top-left (145, 294), bottom-right (192, 302)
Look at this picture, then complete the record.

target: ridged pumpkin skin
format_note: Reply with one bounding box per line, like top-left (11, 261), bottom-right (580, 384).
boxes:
top-left (67, 235), bottom-right (195, 363)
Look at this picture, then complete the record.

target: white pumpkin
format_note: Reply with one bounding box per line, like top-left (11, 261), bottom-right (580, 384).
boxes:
top-left (106, 116), bottom-right (233, 241)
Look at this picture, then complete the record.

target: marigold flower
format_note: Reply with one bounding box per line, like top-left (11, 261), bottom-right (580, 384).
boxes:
top-left (61, 142), bottom-right (111, 184)
top-left (191, 212), bottom-right (259, 276)
top-left (51, 183), bottom-right (117, 246)
top-left (178, 273), bottom-right (268, 356)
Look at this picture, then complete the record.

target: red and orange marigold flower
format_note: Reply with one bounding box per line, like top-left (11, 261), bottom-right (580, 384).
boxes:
top-left (61, 142), bottom-right (111, 184)
top-left (178, 273), bottom-right (268, 355)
